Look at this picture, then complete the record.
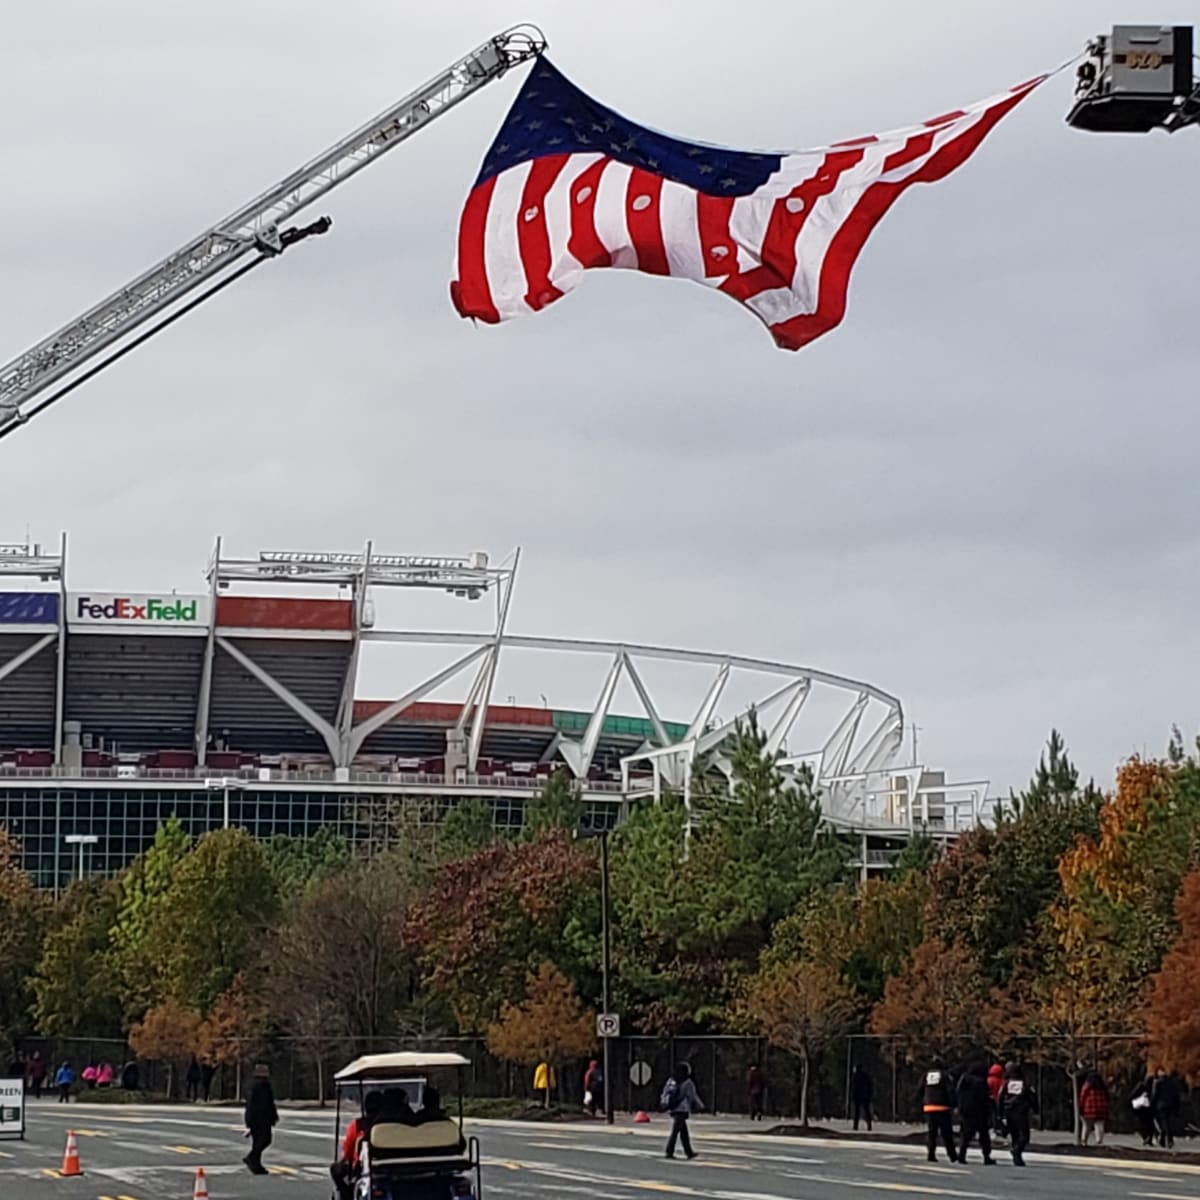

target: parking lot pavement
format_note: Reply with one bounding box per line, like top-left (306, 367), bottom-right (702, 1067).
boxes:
top-left (5, 1100), bottom-right (1199, 1200)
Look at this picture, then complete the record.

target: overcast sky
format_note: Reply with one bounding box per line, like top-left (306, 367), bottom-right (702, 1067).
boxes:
top-left (2, 2), bottom-right (1198, 793)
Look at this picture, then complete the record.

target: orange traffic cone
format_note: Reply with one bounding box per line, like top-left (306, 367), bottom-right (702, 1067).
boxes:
top-left (60, 1130), bottom-right (82, 1177)
top-left (633, 1110), bottom-right (651, 1124)
top-left (192, 1166), bottom-right (210, 1200)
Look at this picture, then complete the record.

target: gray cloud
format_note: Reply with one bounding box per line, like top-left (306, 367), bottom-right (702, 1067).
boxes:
top-left (1, 0), bottom-right (1197, 792)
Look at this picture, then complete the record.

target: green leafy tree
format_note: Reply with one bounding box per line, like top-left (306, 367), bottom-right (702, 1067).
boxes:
top-left (0, 828), bottom-right (46, 1048)
top-left (438, 797), bottom-right (498, 862)
top-left (32, 878), bottom-right (123, 1039)
top-left (110, 816), bottom-right (192, 1020)
top-left (147, 829), bottom-right (279, 1014)
top-left (264, 826), bottom-right (351, 900)
top-left (522, 770), bottom-right (583, 840)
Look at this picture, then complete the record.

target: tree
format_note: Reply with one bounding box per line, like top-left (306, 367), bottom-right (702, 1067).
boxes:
top-left (32, 879), bottom-right (123, 1039)
top-left (438, 797), bottom-right (498, 862)
top-left (264, 826), bottom-right (351, 900)
top-left (196, 973), bottom-right (266, 1072)
top-left (740, 960), bottom-right (858, 1125)
top-left (486, 962), bottom-right (595, 1105)
top-left (147, 828), bottom-right (279, 1014)
top-left (522, 770), bottom-right (583, 840)
top-left (869, 938), bottom-right (989, 1059)
top-left (406, 830), bottom-right (599, 1031)
top-left (1146, 869), bottom-right (1200, 1083)
top-left (268, 852), bottom-right (418, 1055)
top-left (110, 816), bottom-right (192, 1020)
top-left (128, 997), bottom-right (201, 1098)
top-left (0, 828), bottom-right (46, 1049)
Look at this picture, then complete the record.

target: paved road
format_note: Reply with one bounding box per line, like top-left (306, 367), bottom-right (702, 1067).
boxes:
top-left (4, 1101), bottom-right (1198, 1200)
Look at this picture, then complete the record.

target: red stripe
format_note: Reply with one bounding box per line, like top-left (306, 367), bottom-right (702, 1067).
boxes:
top-left (624, 169), bottom-right (669, 276)
top-left (832, 135), bottom-right (879, 147)
top-left (567, 159), bottom-right (612, 269)
top-left (696, 194), bottom-right (736, 277)
top-left (450, 177), bottom-right (500, 323)
top-left (883, 130), bottom-right (936, 173)
top-left (517, 154), bottom-right (569, 311)
top-left (737, 148), bottom-right (866, 303)
top-left (924, 109), bottom-right (967, 127)
top-left (768, 90), bottom-right (1034, 350)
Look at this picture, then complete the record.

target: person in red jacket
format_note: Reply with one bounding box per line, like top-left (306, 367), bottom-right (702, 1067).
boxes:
top-left (1079, 1070), bottom-right (1110, 1146)
top-left (330, 1091), bottom-right (382, 1200)
top-left (987, 1063), bottom-right (1005, 1137)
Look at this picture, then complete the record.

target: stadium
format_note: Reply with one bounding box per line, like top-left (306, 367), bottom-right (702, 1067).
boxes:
top-left (0, 537), bottom-right (990, 890)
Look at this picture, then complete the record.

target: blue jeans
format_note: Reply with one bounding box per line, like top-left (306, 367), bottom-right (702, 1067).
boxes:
top-left (666, 1114), bottom-right (693, 1158)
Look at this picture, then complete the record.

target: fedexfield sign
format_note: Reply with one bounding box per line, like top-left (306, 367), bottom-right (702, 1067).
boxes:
top-left (69, 593), bottom-right (210, 630)
top-left (0, 1077), bottom-right (24, 1139)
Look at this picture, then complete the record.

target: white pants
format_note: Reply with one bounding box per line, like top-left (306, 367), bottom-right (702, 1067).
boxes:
top-left (1082, 1118), bottom-right (1105, 1145)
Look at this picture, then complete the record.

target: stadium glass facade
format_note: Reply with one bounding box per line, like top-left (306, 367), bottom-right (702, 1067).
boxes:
top-left (0, 786), bottom-right (620, 890)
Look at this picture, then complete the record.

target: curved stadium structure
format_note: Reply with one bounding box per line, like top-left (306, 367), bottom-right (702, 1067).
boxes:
top-left (0, 539), bottom-right (989, 889)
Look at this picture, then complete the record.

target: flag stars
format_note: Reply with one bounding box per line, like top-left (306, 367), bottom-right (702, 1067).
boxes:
top-left (720, 177), bottom-right (737, 189)
top-left (526, 119), bottom-right (545, 131)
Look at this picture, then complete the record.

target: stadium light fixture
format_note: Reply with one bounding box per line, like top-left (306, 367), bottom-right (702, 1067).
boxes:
top-left (63, 833), bottom-right (99, 882)
top-left (204, 777), bottom-right (245, 829)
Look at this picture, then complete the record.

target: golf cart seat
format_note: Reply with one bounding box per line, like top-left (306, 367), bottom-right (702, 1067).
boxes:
top-left (368, 1119), bottom-right (467, 1162)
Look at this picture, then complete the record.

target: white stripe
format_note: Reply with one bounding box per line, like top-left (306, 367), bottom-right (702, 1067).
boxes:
top-left (658, 180), bottom-right (704, 280)
top-left (483, 160), bottom-right (535, 320)
top-left (544, 153), bottom-right (605, 297)
top-left (591, 160), bottom-right (634, 269)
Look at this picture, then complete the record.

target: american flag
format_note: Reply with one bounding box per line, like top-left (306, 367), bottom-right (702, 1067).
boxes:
top-left (451, 59), bottom-right (1045, 350)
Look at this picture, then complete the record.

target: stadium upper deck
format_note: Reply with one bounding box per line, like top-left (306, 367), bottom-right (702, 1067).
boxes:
top-left (0, 537), bottom-right (990, 887)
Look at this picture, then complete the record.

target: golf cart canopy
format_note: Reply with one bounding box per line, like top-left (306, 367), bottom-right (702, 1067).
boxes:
top-left (334, 1052), bottom-right (471, 1082)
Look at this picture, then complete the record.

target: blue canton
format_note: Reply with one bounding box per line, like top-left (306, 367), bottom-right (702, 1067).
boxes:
top-left (476, 58), bottom-right (781, 196)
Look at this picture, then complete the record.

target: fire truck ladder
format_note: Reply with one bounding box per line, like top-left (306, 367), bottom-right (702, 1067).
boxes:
top-left (0, 24), bottom-right (546, 442)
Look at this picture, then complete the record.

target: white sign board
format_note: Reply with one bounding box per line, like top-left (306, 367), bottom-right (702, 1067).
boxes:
top-left (0, 1077), bottom-right (24, 1139)
top-left (68, 593), bottom-right (210, 633)
top-left (596, 1013), bottom-right (620, 1039)
top-left (629, 1060), bottom-right (652, 1087)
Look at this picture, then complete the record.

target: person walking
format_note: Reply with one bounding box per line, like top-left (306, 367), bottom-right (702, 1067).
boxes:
top-left (55, 1061), bottom-right (75, 1104)
top-left (956, 1061), bottom-right (996, 1165)
top-left (986, 1063), bottom-right (1005, 1140)
top-left (186, 1056), bottom-right (202, 1103)
top-left (583, 1059), bottom-right (605, 1118)
top-left (243, 1064), bottom-right (279, 1175)
top-left (201, 1061), bottom-right (216, 1103)
top-left (96, 1061), bottom-right (114, 1089)
top-left (663, 1062), bottom-right (703, 1160)
top-left (28, 1052), bottom-right (46, 1100)
top-left (1131, 1075), bottom-right (1155, 1145)
top-left (921, 1057), bottom-right (957, 1163)
top-left (1001, 1061), bottom-right (1038, 1167)
top-left (1079, 1069), bottom-right (1110, 1146)
top-left (81, 1063), bottom-right (98, 1090)
top-left (747, 1063), bottom-right (767, 1122)
top-left (850, 1065), bottom-right (873, 1131)
top-left (1150, 1068), bottom-right (1181, 1150)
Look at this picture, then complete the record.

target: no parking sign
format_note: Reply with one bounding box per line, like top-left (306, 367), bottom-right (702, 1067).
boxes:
top-left (0, 1077), bottom-right (24, 1140)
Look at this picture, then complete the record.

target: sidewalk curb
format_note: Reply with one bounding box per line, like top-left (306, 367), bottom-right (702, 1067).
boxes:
top-left (763, 1123), bottom-right (1200, 1166)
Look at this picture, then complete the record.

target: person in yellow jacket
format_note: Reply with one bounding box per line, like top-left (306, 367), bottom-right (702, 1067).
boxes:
top-left (533, 1062), bottom-right (556, 1107)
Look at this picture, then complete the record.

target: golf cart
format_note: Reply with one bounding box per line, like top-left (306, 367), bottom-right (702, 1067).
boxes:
top-left (332, 1052), bottom-right (481, 1200)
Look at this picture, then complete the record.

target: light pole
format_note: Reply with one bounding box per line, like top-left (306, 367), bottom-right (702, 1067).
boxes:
top-left (204, 777), bottom-right (245, 829)
top-left (63, 833), bottom-right (98, 882)
top-left (576, 823), bottom-right (614, 1125)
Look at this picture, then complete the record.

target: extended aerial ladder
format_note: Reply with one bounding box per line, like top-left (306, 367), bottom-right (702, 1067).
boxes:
top-left (0, 25), bottom-right (545, 442)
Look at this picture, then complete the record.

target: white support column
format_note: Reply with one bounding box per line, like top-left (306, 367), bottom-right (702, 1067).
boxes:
top-left (453, 655), bottom-right (490, 737)
top-left (764, 679), bottom-right (811, 757)
top-left (621, 652), bottom-right (671, 748)
top-left (684, 661), bottom-right (729, 742)
top-left (335, 541), bottom-right (372, 767)
top-left (846, 708), bottom-right (902, 776)
top-left (821, 693), bottom-right (869, 779)
top-left (467, 548), bottom-right (520, 772)
top-left (194, 535), bottom-right (221, 767)
top-left (216, 635), bottom-right (341, 761)
top-left (560, 652), bottom-right (624, 780)
top-left (347, 645), bottom-right (490, 759)
top-left (52, 530), bottom-right (67, 766)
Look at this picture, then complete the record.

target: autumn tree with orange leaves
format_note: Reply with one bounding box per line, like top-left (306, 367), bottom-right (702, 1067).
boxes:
top-left (486, 962), bottom-right (596, 1105)
top-left (1147, 870), bottom-right (1200, 1083)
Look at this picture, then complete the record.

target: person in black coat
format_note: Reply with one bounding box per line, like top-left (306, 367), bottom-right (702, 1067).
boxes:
top-left (920, 1057), bottom-right (957, 1163)
top-left (956, 1062), bottom-right (996, 1165)
top-left (850, 1065), bottom-right (873, 1131)
top-left (1000, 1062), bottom-right (1038, 1167)
top-left (243, 1064), bottom-right (279, 1175)
top-left (1150, 1069), bottom-right (1181, 1149)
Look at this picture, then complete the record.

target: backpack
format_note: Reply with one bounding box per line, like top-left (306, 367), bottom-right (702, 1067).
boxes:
top-left (660, 1078), bottom-right (680, 1112)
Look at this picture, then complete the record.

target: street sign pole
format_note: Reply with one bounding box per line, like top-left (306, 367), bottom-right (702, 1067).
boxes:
top-left (599, 831), bottom-right (613, 1126)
